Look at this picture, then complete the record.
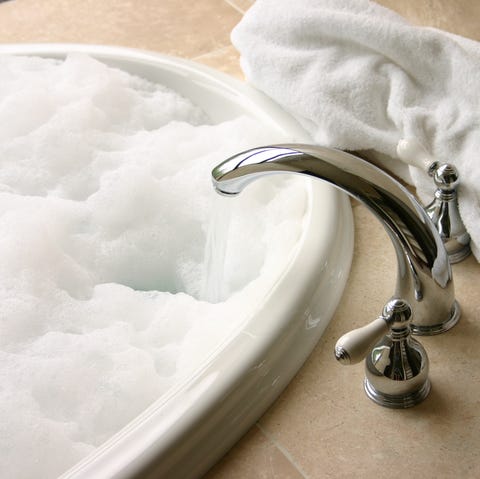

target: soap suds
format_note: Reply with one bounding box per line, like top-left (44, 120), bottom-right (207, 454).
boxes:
top-left (0, 53), bottom-right (306, 478)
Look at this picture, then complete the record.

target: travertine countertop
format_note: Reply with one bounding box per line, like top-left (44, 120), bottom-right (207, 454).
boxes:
top-left (1, 1), bottom-right (478, 478)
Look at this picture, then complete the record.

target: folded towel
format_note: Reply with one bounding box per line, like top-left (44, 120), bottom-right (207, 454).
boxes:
top-left (231, 0), bottom-right (480, 260)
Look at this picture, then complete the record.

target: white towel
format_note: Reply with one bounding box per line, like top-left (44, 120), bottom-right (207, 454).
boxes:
top-left (231, 0), bottom-right (480, 260)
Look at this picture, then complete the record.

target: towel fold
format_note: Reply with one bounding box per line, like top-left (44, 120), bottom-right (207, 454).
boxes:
top-left (231, 0), bottom-right (480, 260)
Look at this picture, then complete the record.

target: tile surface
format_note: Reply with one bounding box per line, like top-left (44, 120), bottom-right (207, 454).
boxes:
top-left (0, 0), bottom-right (241, 59)
top-left (0, 1), bottom-right (479, 478)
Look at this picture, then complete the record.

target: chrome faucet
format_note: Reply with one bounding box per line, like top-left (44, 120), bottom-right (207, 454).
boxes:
top-left (212, 144), bottom-right (460, 335)
top-left (212, 144), bottom-right (461, 407)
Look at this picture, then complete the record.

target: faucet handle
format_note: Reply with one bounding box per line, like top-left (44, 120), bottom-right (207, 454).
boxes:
top-left (335, 299), bottom-right (431, 408)
top-left (396, 138), bottom-right (471, 263)
top-left (335, 316), bottom-right (389, 365)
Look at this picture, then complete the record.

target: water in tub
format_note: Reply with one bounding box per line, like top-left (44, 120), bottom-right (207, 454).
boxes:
top-left (0, 53), bottom-right (307, 478)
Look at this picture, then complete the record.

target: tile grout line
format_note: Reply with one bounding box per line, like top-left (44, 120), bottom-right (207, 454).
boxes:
top-left (191, 44), bottom-right (234, 61)
top-left (223, 0), bottom-right (247, 15)
top-left (255, 423), bottom-right (311, 479)
top-left (190, 0), bottom-right (243, 63)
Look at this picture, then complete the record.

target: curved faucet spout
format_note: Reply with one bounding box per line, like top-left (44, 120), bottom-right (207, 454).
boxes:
top-left (212, 144), bottom-right (460, 335)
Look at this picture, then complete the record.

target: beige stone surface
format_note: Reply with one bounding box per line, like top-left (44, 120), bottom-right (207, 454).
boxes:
top-left (0, 1), bottom-right (478, 478)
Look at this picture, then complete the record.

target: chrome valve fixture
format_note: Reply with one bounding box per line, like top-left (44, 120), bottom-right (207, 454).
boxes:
top-left (212, 143), bottom-right (462, 408)
top-left (335, 298), bottom-right (430, 408)
top-left (397, 138), bottom-right (471, 263)
top-left (425, 164), bottom-right (471, 262)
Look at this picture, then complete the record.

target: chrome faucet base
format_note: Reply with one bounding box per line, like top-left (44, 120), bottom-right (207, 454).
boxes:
top-left (364, 377), bottom-right (430, 409)
top-left (410, 299), bottom-right (461, 336)
top-left (336, 299), bottom-right (431, 408)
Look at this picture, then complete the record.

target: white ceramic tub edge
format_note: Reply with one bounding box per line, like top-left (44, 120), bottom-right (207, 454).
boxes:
top-left (0, 44), bottom-right (354, 479)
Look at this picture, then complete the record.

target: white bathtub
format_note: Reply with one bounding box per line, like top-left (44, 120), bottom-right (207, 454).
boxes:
top-left (0, 44), bottom-right (354, 479)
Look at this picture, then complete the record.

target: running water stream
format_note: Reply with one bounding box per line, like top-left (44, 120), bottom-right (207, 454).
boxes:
top-left (201, 196), bottom-right (231, 303)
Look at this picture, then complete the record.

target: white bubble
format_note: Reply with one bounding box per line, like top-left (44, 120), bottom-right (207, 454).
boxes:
top-left (0, 53), bottom-right (306, 478)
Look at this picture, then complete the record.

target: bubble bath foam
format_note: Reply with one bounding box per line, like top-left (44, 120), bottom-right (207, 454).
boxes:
top-left (0, 53), bottom-right (307, 478)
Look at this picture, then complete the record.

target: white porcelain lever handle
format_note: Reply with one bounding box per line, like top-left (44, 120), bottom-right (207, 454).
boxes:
top-left (396, 138), bottom-right (438, 174)
top-left (334, 317), bottom-right (389, 365)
